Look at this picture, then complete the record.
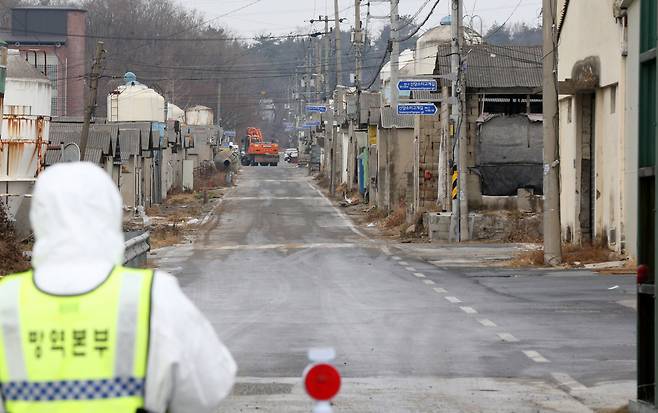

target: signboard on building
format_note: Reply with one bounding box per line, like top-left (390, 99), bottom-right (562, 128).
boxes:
top-left (223, 130), bottom-right (236, 138)
top-left (368, 125), bottom-right (377, 145)
top-left (397, 104), bottom-right (438, 116)
top-left (397, 79), bottom-right (438, 92)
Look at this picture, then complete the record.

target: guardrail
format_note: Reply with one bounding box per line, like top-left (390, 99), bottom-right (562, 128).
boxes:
top-left (124, 231), bottom-right (150, 268)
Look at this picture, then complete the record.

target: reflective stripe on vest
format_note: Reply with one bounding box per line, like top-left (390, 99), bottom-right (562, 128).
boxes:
top-left (0, 266), bottom-right (153, 413)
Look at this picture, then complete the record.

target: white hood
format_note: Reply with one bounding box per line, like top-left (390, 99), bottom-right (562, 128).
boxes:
top-left (30, 163), bottom-right (124, 292)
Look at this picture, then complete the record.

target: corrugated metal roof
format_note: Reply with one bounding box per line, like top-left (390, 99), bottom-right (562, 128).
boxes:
top-left (114, 122), bottom-right (152, 151)
top-left (45, 148), bottom-right (60, 166)
top-left (380, 107), bottom-right (415, 129)
top-left (118, 129), bottom-right (141, 160)
top-left (434, 44), bottom-right (542, 90)
top-left (49, 123), bottom-right (115, 155)
top-left (45, 147), bottom-right (104, 165)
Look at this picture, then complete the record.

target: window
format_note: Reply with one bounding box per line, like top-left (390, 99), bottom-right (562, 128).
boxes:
top-left (610, 85), bottom-right (617, 114)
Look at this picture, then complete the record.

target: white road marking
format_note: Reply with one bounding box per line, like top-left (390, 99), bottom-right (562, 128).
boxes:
top-left (550, 373), bottom-right (587, 393)
top-left (445, 296), bottom-right (462, 304)
top-left (398, 261), bottom-right (409, 266)
top-left (423, 279), bottom-right (436, 285)
top-left (381, 246), bottom-right (392, 256)
top-left (392, 256), bottom-right (401, 261)
top-left (497, 333), bottom-right (520, 343)
top-left (307, 182), bottom-right (368, 239)
top-left (523, 350), bottom-right (549, 363)
top-left (405, 267), bottom-right (416, 272)
top-left (413, 273), bottom-right (426, 278)
top-left (199, 242), bottom-right (372, 251)
top-left (460, 306), bottom-right (478, 314)
top-left (477, 319), bottom-right (497, 327)
top-left (433, 287), bottom-right (447, 294)
top-left (224, 196), bottom-right (322, 200)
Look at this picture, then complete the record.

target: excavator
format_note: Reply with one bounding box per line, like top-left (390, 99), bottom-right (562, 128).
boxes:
top-left (240, 127), bottom-right (280, 166)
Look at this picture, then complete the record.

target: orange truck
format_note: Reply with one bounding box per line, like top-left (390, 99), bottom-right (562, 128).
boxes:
top-left (240, 127), bottom-right (280, 166)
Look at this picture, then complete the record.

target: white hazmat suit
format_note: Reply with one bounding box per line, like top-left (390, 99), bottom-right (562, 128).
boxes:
top-left (8, 162), bottom-right (237, 413)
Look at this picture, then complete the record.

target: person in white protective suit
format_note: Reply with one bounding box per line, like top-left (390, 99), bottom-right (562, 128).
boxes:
top-left (1, 162), bottom-right (237, 413)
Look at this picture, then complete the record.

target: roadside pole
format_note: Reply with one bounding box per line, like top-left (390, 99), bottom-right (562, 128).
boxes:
top-left (388, 0), bottom-right (399, 213)
top-left (449, 0), bottom-right (461, 241)
top-left (457, 0), bottom-right (469, 241)
top-left (332, 1), bottom-right (342, 196)
top-left (354, 0), bottom-right (363, 89)
top-left (80, 41), bottom-right (105, 160)
top-left (542, 0), bottom-right (562, 265)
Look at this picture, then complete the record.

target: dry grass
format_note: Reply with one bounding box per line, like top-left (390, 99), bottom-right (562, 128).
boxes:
top-left (0, 202), bottom-right (30, 277)
top-left (315, 174), bottom-right (330, 188)
top-left (149, 225), bottom-right (184, 249)
top-left (383, 206), bottom-right (407, 229)
top-left (509, 244), bottom-right (626, 268)
top-left (365, 207), bottom-right (387, 222)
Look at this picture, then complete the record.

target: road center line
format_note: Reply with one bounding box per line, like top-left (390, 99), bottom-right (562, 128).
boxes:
top-left (523, 350), bottom-right (549, 363)
top-left (445, 296), bottom-right (462, 303)
top-left (477, 319), bottom-right (497, 327)
top-left (392, 256), bottom-right (401, 261)
top-left (550, 373), bottom-right (587, 392)
top-left (423, 279), bottom-right (436, 285)
top-left (405, 267), bottom-right (416, 272)
top-left (398, 261), bottom-right (409, 266)
top-left (497, 333), bottom-right (520, 343)
top-left (460, 306), bottom-right (478, 314)
top-left (413, 273), bottom-right (426, 278)
top-left (199, 242), bottom-right (370, 251)
top-left (381, 246), bottom-right (392, 256)
top-left (433, 287), bottom-right (447, 294)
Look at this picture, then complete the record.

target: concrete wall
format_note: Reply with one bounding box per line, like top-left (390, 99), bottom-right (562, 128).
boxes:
top-left (475, 115), bottom-right (543, 197)
top-left (559, 87), bottom-right (624, 251)
top-left (557, 0), bottom-right (633, 254)
top-left (623, 0), bottom-right (640, 260)
top-left (376, 128), bottom-right (414, 212)
top-left (557, 0), bottom-right (623, 88)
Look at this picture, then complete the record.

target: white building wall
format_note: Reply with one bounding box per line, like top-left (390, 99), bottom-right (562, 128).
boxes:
top-left (559, 96), bottom-right (578, 242)
top-left (623, 0), bottom-right (640, 261)
top-left (557, 0), bottom-right (623, 87)
top-left (557, 0), bottom-right (634, 254)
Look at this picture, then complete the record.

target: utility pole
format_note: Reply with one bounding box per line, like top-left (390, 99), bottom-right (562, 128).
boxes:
top-left (449, 0), bottom-right (468, 241)
top-left (542, 0), bottom-right (562, 264)
top-left (334, 0), bottom-right (342, 87)
top-left (390, 0), bottom-right (400, 110)
top-left (216, 82), bottom-right (222, 125)
top-left (80, 41), bottom-right (105, 161)
top-left (354, 0), bottom-right (363, 89)
top-left (323, 16), bottom-right (331, 101)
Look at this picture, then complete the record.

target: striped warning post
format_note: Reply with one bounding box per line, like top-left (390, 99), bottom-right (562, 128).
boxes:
top-left (451, 165), bottom-right (458, 200)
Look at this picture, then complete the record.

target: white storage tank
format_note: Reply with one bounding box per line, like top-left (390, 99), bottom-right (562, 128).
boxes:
top-left (107, 72), bottom-right (165, 122)
top-left (167, 102), bottom-right (185, 122)
top-left (185, 105), bottom-right (214, 126)
top-left (4, 50), bottom-right (52, 116)
top-left (415, 16), bottom-right (483, 75)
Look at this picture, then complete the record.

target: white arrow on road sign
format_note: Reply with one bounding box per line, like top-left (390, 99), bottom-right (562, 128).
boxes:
top-left (397, 79), bottom-right (438, 92)
top-left (306, 105), bottom-right (328, 113)
top-left (397, 104), bottom-right (438, 116)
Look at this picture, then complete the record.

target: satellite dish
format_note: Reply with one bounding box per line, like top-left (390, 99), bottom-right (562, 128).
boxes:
top-left (61, 143), bottom-right (81, 163)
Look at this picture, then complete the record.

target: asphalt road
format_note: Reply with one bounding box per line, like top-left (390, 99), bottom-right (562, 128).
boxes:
top-left (151, 166), bottom-right (636, 412)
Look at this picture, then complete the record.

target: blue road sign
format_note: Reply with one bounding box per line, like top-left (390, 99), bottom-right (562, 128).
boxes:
top-left (397, 79), bottom-right (438, 91)
top-left (397, 104), bottom-right (438, 116)
top-left (306, 105), bottom-right (328, 113)
top-left (303, 120), bottom-right (322, 128)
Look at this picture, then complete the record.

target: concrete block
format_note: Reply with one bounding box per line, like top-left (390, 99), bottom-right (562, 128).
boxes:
top-left (425, 212), bottom-right (451, 242)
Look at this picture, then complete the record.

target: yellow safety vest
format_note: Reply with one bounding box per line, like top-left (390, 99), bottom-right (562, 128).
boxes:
top-left (0, 266), bottom-right (154, 413)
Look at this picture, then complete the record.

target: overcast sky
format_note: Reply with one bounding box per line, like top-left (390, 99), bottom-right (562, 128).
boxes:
top-left (178, 0), bottom-right (543, 39)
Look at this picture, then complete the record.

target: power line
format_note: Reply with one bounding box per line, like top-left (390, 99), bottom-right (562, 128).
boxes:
top-left (400, 0), bottom-right (442, 42)
top-left (483, 0), bottom-right (523, 40)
